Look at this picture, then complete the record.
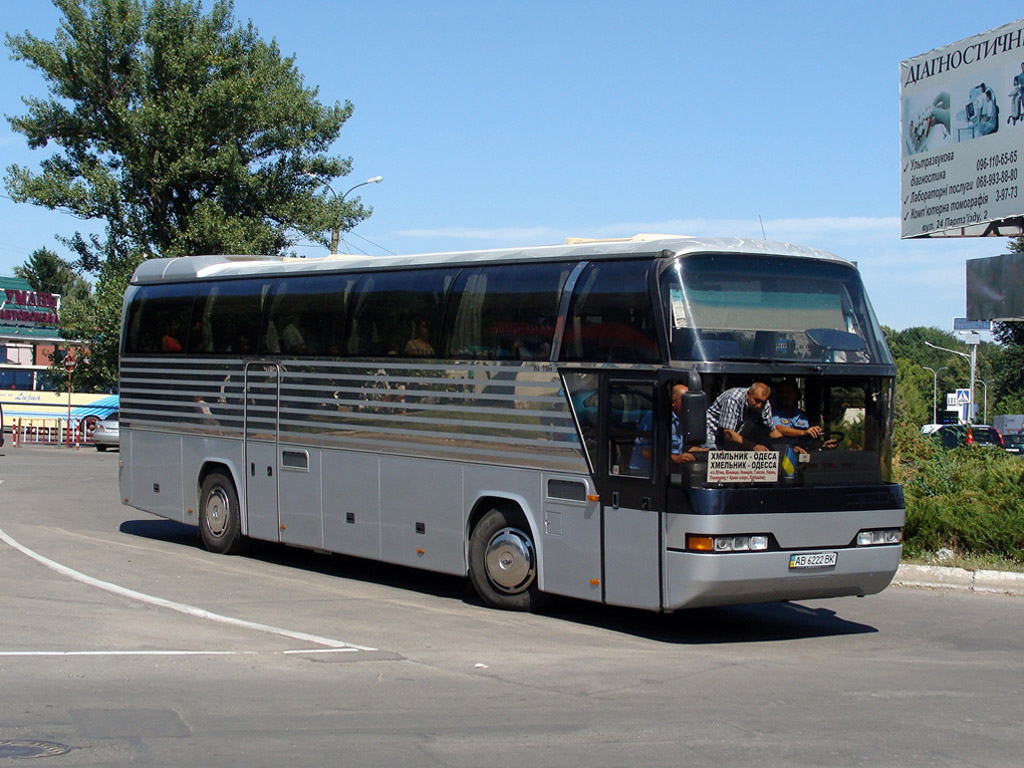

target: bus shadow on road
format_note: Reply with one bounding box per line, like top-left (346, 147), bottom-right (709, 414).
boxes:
top-left (119, 518), bottom-right (205, 547)
top-left (118, 518), bottom-right (471, 602)
top-left (541, 598), bottom-right (879, 644)
top-left (119, 518), bottom-right (878, 643)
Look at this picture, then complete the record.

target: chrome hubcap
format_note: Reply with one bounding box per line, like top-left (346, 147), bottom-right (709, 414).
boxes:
top-left (205, 487), bottom-right (230, 537)
top-left (484, 527), bottom-right (535, 594)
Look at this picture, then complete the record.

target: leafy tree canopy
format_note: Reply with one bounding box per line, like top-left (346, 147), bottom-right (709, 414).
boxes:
top-left (5, 0), bottom-right (366, 390)
top-left (884, 326), bottom-right (1001, 426)
top-left (5, 0), bottom-right (365, 270)
top-left (14, 246), bottom-right (92, 301)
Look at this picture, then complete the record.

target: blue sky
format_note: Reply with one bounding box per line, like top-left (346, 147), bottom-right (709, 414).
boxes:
top-left (2, 0), bottom-right (1022, 330)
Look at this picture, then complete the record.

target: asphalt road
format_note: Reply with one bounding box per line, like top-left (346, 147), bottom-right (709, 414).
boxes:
top-left (1, 445), bottom-right (1022, 768)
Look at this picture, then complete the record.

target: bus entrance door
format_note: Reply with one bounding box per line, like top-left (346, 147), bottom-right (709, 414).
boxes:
top-left (244, 362), bottom-right (281, 542)
top-left (599, 377), bottom-right (665, 611)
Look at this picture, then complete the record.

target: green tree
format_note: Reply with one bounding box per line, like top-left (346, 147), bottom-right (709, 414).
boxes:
top-left (884, 325), bottom-right (1000, 427)
top-left (14, 247), bottom-right (92, 301)
top-left (5, 0), bottom-right (366, 388)
top-left (56, 251), bottom-right (144, 392)
top-left (6, 0), bottom-right (363, 266)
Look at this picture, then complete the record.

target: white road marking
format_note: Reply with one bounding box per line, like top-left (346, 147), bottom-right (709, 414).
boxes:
top-left (0, 526), bottom-right (377, 652)
top-left (0, 648), bottom-right (363, 657)
top-left (0, 650), bottom-right (249, 657)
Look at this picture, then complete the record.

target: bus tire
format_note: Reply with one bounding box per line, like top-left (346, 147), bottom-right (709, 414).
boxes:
top-left (468, 506), bottom-right (544, 611)
top-left (199, 471), bottom-right (247, 555)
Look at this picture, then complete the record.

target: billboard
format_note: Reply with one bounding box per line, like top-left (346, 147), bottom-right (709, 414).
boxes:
top-left (900, 19), bottom-right (1024, 239)
top-left (0, 277), bottom-right (62, 340)
top-left (966, 251), bottom-right (1024, 319)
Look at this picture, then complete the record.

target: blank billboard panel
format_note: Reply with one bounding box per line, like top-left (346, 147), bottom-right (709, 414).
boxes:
top-left (966, 252), bottom-right (1024, 320)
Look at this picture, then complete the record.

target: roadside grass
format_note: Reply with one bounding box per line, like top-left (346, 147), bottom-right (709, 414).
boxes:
top-left (895, 423), bottom-right (1024, 572)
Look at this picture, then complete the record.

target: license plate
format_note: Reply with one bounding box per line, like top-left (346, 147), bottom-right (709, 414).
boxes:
top-left (789, 551), bottom-right (838, 569)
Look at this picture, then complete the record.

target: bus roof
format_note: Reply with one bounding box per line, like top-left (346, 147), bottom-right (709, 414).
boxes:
top-left (130, 235), bottom-right (853, 284)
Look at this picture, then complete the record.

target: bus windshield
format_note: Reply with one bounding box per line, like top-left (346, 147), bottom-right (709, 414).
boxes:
top-left (661, 254), bottom-right (892, 365)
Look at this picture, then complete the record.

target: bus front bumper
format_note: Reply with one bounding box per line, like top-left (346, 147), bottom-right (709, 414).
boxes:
top-left (662, 544), bottom-right (902, 611)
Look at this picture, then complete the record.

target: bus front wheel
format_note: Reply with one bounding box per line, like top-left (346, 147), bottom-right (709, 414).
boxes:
top-left (468, 507), bottom-right (544, 611)
top-left (199, 472), bottom-right (247, 555)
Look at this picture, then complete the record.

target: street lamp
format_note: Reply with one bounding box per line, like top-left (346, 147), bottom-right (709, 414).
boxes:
top-left (980, 379), bottom-right (992, 424)
top-left (315, 175), bottom-right (383, 254)
top-left (925, 338), bottom-right (978, 423)
top-left (922, 365), bottom-right (946, 425)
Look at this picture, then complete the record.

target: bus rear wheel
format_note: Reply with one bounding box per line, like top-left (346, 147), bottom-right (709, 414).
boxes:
top-left (468, 507), bottom-right (544, 611)
top-left (199, 472), bottom-right (247, 555)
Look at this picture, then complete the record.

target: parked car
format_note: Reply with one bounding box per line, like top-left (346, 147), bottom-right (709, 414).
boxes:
top-left (93, 411), bottom-right (119, 451)
top-left (1001, 432), bottom-right (1024, 455)
top-left (933, 424), bottom-right (1004, 450)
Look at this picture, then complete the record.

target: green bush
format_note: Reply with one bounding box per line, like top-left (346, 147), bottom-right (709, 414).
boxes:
top-left (895, 422), bottom-right (1024, 565)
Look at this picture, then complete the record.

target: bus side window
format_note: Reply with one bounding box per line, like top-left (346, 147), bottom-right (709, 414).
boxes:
top-left (607, 381), bottom-right (655, 478)
top-left (124, 284), bottom-right (195, 354)
top-left (559, 260), bottom-right (660, 364)
top-left (564, 373), bottom-right (599, 470)
top-left (190, 279), bottom-right (268, 355)
top-left (262, 273), bottom-right (355, 357)
top-left (345, 269), bottom-right (455, 358)
top-left (442, 262), bottom-right (567, 360)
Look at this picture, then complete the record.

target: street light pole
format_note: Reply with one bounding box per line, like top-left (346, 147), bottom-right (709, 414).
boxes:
top-left (922, 365), bottom-right (946, 425)
top-left (315, 175), bottom-right (383, 254)
top-left (925, 338), bottom-right (978, 423)
top-left (980, 379), bottom-right (992, 424)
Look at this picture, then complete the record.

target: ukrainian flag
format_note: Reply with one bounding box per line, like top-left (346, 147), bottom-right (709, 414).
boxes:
top-left (781, 445), bottom-right (797, 478)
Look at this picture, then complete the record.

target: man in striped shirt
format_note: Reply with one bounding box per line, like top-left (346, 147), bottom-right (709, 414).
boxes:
top-left (706, 382), bottom-right (785, 451)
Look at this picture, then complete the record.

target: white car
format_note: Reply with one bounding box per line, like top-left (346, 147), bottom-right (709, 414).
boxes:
top-left (93, 412), bottom-right (119, 451)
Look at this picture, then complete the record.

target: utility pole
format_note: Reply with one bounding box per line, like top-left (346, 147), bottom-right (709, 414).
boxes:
top-left (309, 175), bottom-right (383, 254)
top-left (925, 338), bottom-right (978, 423)
top-left (923, 366), bottom-right (946, 425)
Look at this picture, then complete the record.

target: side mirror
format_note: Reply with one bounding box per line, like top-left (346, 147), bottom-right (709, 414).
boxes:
top-left (661, 368), bottom-right (706, 445)
top-left (679, 391), bottom-right (707, 445)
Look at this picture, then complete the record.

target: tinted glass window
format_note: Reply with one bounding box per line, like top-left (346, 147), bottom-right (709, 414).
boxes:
top-left (188, 279), bottom-right (270, 355)
top-left (662, 254), bottom-right (892, 365)
top-left (560, 259), bottom-right (660, 363)
top-left (345, 269), bottom-right (456, 357)
top-left (123, 283), bottom-right (196, 354)
top-left (263, 273), bottom-right (356, 356)
top-left (608, 380), bottom-right (655, 478)
top-left (444, 262), bottom-right (568, 359)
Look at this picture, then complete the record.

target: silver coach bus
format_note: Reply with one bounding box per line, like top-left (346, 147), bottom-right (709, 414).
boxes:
top-left (118, 235), bottom-right (904, 612)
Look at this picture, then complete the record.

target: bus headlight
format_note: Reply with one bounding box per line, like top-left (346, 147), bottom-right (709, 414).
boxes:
top-left (856, 529), bottom-right (902, 546)
top-left (689, 534), bottom-right (769, 552)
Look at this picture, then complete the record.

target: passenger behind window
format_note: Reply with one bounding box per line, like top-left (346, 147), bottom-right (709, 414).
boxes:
top-left (404, 319), bottom-right (435, 356)
top-left (160, 315), bottom-right (184, 353)
top-left (279, 314), bottom-right (308, 355)
top-left (629, 384), bottom-right (708, 474)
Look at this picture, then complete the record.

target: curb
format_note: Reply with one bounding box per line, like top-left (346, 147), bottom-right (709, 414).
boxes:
top-left (893, 564), bottom-right (1024, 596)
